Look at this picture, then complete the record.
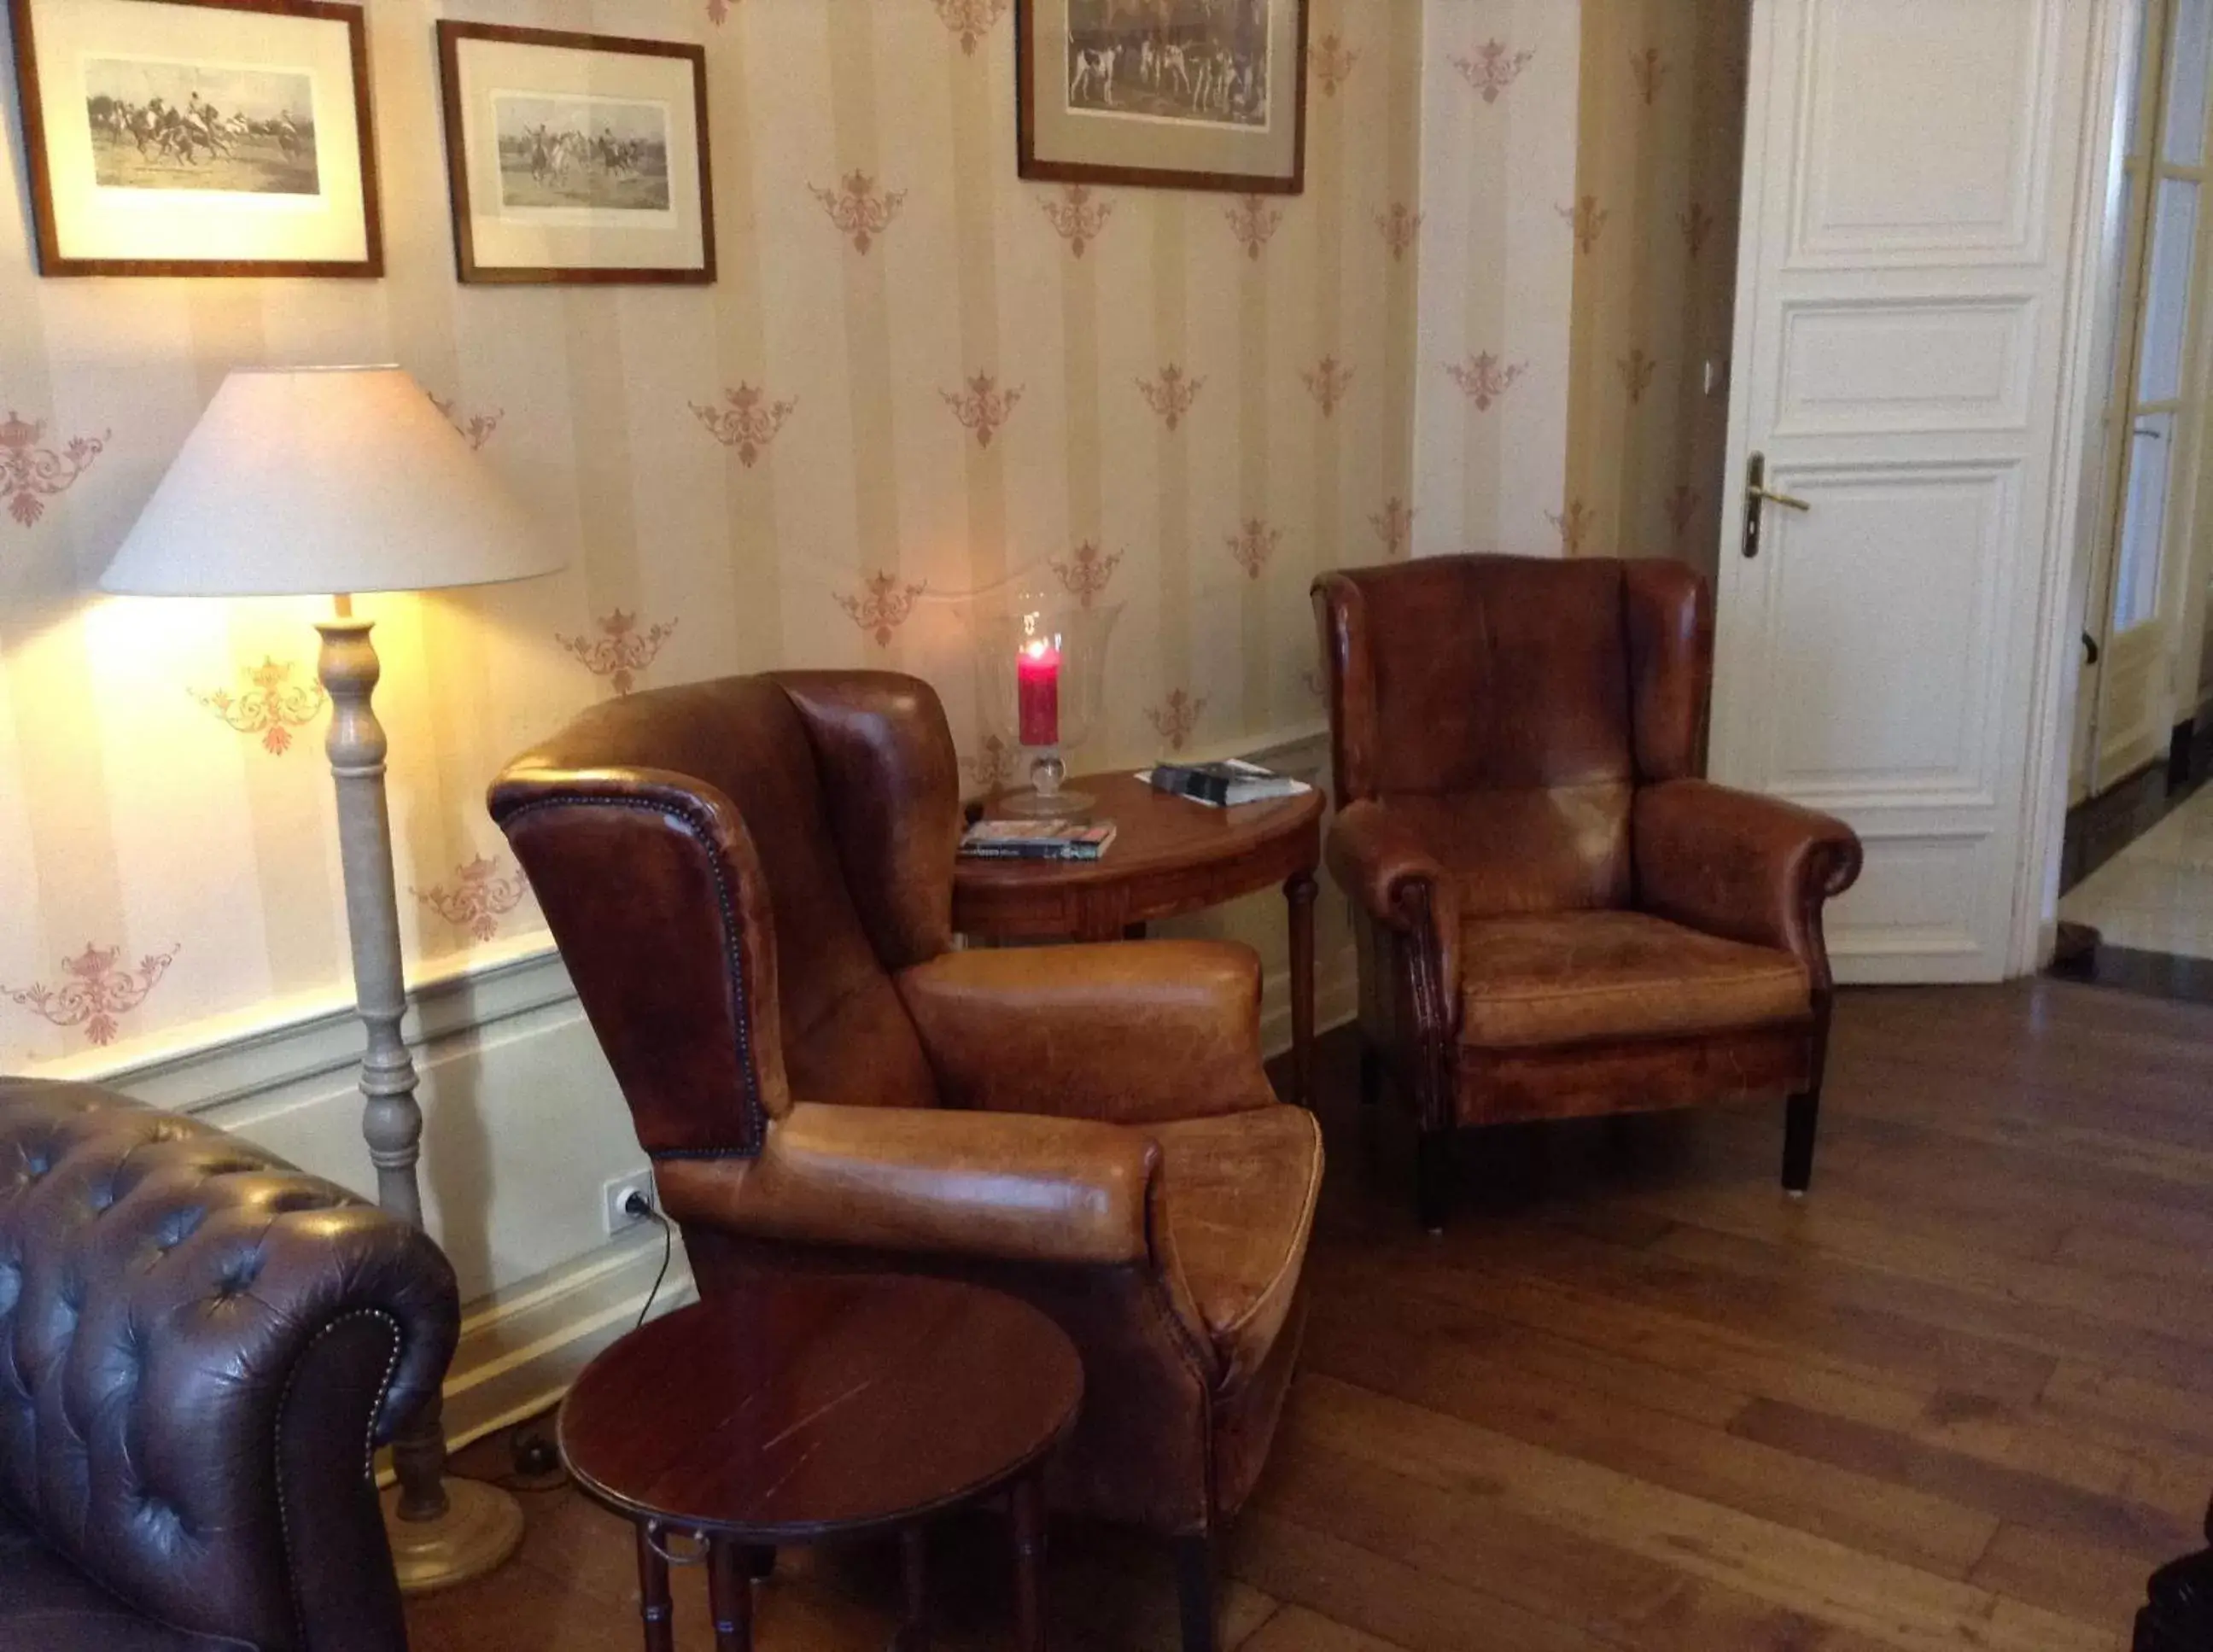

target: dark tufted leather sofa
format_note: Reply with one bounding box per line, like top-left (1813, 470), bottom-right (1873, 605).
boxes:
top-left (0, 1077), bottom-right (460, 1652)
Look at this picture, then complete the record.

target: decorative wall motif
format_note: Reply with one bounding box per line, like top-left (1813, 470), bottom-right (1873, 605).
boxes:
top-left (838, 572), bottom-right (926, 647)
top-left (942, 373), bottom-right (1023, 448)
top-left (190, 657), bottom-right (327, 755)
top-left (963, 733), bottom-right (1019, 792)
top-left (1549, 499), bottom-right (1595, 553)
top-left (691, 383), bottom-right (798, 467)
top-left (1370, 496), bottom-right (1415, 559)
top-left (933, 0), bottom-right (1009, 55)
top-left (1616, 347), bottom-right (1657, 405)
top-left (1375, 202), bottom-right (1421, 262)
top-left (4, 942), bottom-right (179, 1047)
top-left (1629, 47), bottom-right (1669, 104)
top-left (1224, 195), bottom-right (1282, 260)
top-left (430, 396), bottom-right (504, 452)
top-left (1663, 483), bottom-right (1700, 542)
top-left (1451, 40), bottom-right (1534, 104)
top-left (1037, 184), bottom-right (1114, 257)
top-left (558, 610), bottom-right (678, 697)
top-left (1445, 352), bottom-right (1525, 411)
top-left (1051, 540), bottom-right (1123, 606)
top-left (1138, 365), bottom-right (1205, 430)
top-left (1302, 356), bottom-right (1354, 417)
top-left (1310, 33), bottom-right (1359, 96)
top-left (1147, 690), bottom-right (1206, 752)
top-left (0, 410), bottom-right (108, 528)
top-left (811, 172), bottom-right (906, 254)
top-left (1560, 196), bottom-right (1609, 253)
top-left (1226, 518), bottom-right (1281, 580)
top-left (415, 855), bottom-right (528, 943)
top-left (1679, 201), bottom-right (1715, 258)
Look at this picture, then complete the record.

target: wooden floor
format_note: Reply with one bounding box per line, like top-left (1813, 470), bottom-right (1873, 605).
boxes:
top-left (404, 980), bottom-right (2211, 1651)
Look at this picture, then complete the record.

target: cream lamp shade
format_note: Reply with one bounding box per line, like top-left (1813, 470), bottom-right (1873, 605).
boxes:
top-left (101, 365), bottom-right (558, 596)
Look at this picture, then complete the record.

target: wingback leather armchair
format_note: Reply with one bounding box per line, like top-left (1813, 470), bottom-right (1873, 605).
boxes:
top-left (0, 1077), bottom-right (458, 1652)
top-left (489, 671), bottom-right (1322, 1652)
top-left (1312, 555), bottom-right (1861, 1230)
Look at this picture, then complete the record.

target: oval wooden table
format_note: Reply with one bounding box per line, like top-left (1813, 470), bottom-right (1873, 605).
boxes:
top-left (954, 772), bottom-right (1327, 1106)
top-left (558, 1274), bottom-right (1083, 1651)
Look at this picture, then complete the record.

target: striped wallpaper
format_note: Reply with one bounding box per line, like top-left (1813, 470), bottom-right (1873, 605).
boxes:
top-left (0, 0), bottom-right (1459, 1064)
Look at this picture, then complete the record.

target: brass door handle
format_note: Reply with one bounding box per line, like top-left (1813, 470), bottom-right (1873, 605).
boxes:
top-left (1743, 453), bottom-right (1809, 558)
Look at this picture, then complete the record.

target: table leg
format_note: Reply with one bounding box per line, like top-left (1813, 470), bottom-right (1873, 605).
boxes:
top-left (894, 1525), bottom-right (931, 1651)
top-left (708, 1537), bottom-right (754, 1652)
top-left (1284, 872), bottom-right (1317, 1109)
top-left (1010, 1473), bottom-right (1048, 1652)
top-left (635, 1522), bottom-right (675, 1652)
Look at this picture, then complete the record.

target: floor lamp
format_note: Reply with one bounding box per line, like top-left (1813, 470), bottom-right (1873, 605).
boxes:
top-left (100, 366), bottom-right (565, 1590)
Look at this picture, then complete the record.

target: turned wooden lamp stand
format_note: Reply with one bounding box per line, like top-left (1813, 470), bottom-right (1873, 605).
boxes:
top-left (101, 365), bottom-right (566, 1589)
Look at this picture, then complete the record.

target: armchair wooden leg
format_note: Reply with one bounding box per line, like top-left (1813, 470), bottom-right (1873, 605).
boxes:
top-left (1416, 1127), bottom-right (1454, 1235)
top-left (1174, 1533), bottom-right (1217, 1652)
top-left (1784, 1087), bottom-right (1819, 1196)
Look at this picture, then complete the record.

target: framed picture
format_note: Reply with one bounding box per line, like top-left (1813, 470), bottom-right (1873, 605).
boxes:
top-left (435, 21), bottom-right (714, 286)
top-left (1016, 0), bottom-right (1307, 195)
top-left (6, 0), bottom-right (381, 277)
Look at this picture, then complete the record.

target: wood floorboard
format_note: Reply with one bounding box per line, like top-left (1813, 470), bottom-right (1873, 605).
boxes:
top-left (405, 979), bottom-right (2198, 1650)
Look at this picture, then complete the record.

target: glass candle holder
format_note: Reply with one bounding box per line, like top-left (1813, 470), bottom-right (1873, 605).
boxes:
top-left (972, 588), bottom-right (1121, 817)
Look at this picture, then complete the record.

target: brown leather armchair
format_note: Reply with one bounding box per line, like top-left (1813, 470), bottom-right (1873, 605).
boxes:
top-left (489, 671), bottom-right (1321, 1652)
top-left (1312, 554), bottom-right (1861, 1231)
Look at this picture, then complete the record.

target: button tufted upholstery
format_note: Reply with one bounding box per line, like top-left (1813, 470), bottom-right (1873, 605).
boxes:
top-left (0, 1077), bottom-right (460, 1652)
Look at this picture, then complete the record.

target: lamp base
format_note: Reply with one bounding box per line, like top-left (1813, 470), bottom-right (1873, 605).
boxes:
top-left (997, 785), bottom-right (1094, 819)
top-left (381, 1478), bottom-right (526, 1594)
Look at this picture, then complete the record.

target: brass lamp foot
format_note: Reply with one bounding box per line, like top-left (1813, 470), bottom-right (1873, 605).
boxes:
top-left (380, 1478), bottom-right (527, 1593)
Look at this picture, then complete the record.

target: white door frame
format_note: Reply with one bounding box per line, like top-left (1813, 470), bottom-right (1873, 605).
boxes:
top-left (2018, 0), bottom-right (2145, 972)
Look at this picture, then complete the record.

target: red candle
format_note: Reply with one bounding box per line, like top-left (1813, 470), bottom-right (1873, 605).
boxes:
top-left (1017, 637), bottom-right (1060, 746)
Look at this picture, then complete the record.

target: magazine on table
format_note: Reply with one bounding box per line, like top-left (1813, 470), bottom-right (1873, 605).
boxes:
top-left (958, 819), bottom-right (1118, 861)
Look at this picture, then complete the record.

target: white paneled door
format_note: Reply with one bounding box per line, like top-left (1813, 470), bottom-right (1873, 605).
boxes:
top-left (1713, 0), bottom-right (2117, 981)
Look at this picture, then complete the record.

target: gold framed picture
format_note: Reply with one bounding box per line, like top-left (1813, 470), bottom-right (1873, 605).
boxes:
top-left (7, 0), bottom-right (381, 277)
top-left (435, 20), bottom-right (715, 287)
top-left (1016, 0), bottom-right (1307, 195)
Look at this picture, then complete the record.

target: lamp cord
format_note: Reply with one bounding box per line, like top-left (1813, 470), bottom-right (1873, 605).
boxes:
top-left (635, 1202), bottom-right (674, 1331)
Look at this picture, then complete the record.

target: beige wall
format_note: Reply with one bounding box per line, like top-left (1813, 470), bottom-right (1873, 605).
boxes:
top-left (1562, 0), bottom-right (1750, 575)
top-left (1410, 0), bottom-right (1581, 558)
top-left (0, 0), bottom-right (1421, 1071)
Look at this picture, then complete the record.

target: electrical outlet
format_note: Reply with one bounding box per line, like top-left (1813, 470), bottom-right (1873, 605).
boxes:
top-left (602, 1169), bottom-right (657, 1236)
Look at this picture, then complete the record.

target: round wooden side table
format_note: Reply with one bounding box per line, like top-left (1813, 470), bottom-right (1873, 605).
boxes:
top-left (953, 772), bottom-right (1326, 1106)
top-left (558, 1274), bottom-right (1083, 1651)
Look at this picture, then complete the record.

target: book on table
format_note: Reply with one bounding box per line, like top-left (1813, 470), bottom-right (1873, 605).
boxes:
top-left (958, 819), bottom-right (1118, 862)
top-left (1141, 758), bottom-right (1311, 808)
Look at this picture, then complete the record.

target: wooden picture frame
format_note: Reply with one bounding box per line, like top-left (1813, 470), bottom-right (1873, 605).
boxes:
top-left (7, 0), bottom-right (382, 277)
top-left (1016, 0), bottom-right (1307, 195)
top-left (435, 21), bottom-right (715, 287)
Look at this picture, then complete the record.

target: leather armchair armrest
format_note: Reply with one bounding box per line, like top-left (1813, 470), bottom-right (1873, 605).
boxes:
top-left (894, 943), bottom-right (1280, 1124)
top-left (1326, 798), bottom-right (1460, 1001)
top-left (653, 1101), bottom-right (1163, 1269)
top-left (1633, 779), bottom-right (1863, 982)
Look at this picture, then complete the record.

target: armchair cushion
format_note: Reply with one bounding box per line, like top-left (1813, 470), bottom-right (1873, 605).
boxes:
top-left (896, 943), bottom-right (1278, 1124)
top-left (653, 1101), bottom-right (1161, 1269)
top-left (1153, 1108), bottom-right (1322, 1387)
top-left (1457, 910), bottom-right (1809, 1049)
